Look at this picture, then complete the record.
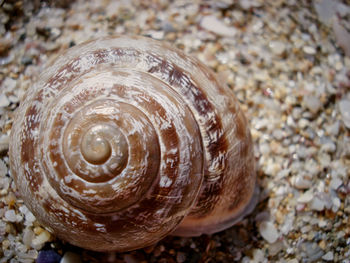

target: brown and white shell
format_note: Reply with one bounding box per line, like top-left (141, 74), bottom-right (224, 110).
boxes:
top-left (9, 35), bottom-right (257, 252)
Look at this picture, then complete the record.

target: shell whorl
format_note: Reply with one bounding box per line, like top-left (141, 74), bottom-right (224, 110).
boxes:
top-left (9, 35), bottom-right (256, 251)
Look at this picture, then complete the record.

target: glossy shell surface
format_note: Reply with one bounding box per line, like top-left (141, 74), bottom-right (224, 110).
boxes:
top-left (9, 35), bottom-right (256, 252)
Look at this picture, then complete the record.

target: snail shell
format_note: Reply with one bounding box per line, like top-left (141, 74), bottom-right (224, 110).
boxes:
top-left (9, 35), bottom-right (257, 252)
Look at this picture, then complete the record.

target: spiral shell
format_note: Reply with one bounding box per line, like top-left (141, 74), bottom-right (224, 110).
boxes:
top-left (9, 35), bottom-right (256, 252)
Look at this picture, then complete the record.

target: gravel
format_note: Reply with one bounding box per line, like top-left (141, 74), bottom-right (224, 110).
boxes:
top-left (0, 0), bottom-right (349, 262)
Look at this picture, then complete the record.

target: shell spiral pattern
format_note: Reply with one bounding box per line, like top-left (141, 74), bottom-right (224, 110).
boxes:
top-left (10, 35), bottom-right (257, 252)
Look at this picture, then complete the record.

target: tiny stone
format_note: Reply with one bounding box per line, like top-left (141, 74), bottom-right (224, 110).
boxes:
top-left (8, 95), bottom-right (19, 103)
top-left (252, 249), bottom-right (265, 261)
top-left (149, 31), bottom-right (164, 40)
top-left (326, 121), bottom-right (340, 136)
top-left (269, 241), bottom-right (284, 256)
top-left (330, 176), bottom-right (343, 190)
top-left (5, 209), bottom-right (17, 222)
top-left (321, 141), bottom-right (336, 153)
top-left (259, 221), bottom-right (279, 243)
top-left (303, 46), bottom-right (317, 55)
top-left (0, 159), bottom-right (7, 177)
top-left (298, 118), bottom-right (309, 129)
top-left (0, 94), bottom-right (10, 107)
top-left (302, 242), bottom-right (324, 261)
top-left (32, 230), bottom-right (52, 248)
top-left (298, 190), bottom-right (314, 203)
top-left (3, 77), bottom-right (16, 91)
top-left (269, 41), bottom-right (286, 56)
top-left (322, 251), bottom-right (334, 261)
top-left (176, 252), bottom-right (187, 263)
top-left (310, 197), bottom-right (325, 211)
top-left (0, 134), bottom-right (9, 153)
top-left (314, 0), bottom-right (336, 25)
top-left (200, 15), bottom-right (236, 37)
top-left (303, 95), bottom-right (322, 114)
top-left (293, 175), bottom-right (312, 189)
top-left (21, 56), bottom-right (33, 66)
top-left (61, 252), bottom-right (82, 263)
top-left (36, 250), bottom-right (61, 263)
top-left (339, 99), bottom-right (350, 129)
top-left (23, 228), bottom-right (34, 247)
top-left (332, 196), bottom-right (341, 212)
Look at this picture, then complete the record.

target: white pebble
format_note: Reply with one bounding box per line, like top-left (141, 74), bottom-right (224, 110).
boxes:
top-left (322, 251), bottom-right (334, 261)
top-left (326, 121), bottom-right (340, 136)
top-left (339, 99), bottom-right (350, 129)
top-left (330, 176), bottom-right (343, 190)
top-left (314, 0), bottom-right (336, 25)
top-left (5, 209), bottom-right (17, 222)
top-left (8, 95), bottom-right (19, 104)
top-left (332, 196), bottom-right (341, 212)
top-left (298, 118), bottom-right (309, 129)
top-left (310, 197), bottom-right (325, 211)
top-left (259, 221), bottom-right (279, 243)
top-left (0, 94), bottom-right (10, 107)
top-left (3, 77), bottom-right (17, 91)
top-left (23, 228), bottom-right (34, 247)
top-left (61, 252), bottom-right (82, 263)
top-left (298, 190), bottom-right (314, 203)
top-left (31, 230), bottom-right (51, 249)
top-left (239, 0), bottom-right (261, 9)
top-left (292, 175), bottom-right (312, 190)
top-left (200, 15), bottom-right (236, 37)
top-left (321, 141), bottom-right (336, 153)
top-left (303, 95), bottom-right (322, 114)
top-left (149, 30), bottom-right (164, 40)
top-left (272, 129), bottom-right (284, 140)
top-left (303, 46), bottom-right (317, 55)
top-left (269, 41), bottom-right (286, 56)
top-left (0, 159), bottom-right (7, 177)
top-left (252, 249), bottom-right (265, 261)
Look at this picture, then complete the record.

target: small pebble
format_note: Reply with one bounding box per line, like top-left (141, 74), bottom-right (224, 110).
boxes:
top-left (321, 141), bottom-right (336, 153)
top-left (298, 190), bottom-right (314, 203)
top-left (303, 95), bottom-right (322, 114)
top-left (310, 197), bottom-right (325, 211)
top-left (32, 230), bottom-right (52, 248)
top-left (4, 209), bottom-right (17, 222)
top-left (259, 221), bottom-right (279, 243)
top-left (330, 176), bottom-right (343, 190)
top-left (36, 250), bottom-right (61, 263)
top-left (200, 15), bottom-right (236, 37)
top-left (0, 94), bottom-right (10, 107)
top-left (61, 251), bottom-right (82, 263)
top-left (22, 228), bottom-right (35, 247)
top-left (0, 159), bottom-right (7, 177)
top-left (252, 249), bottom-right (265, 261)
top-left (176, 252), bottom-right (187, 263)
top-left (269, 41), bottom-right (286, 56)
top-left (292, 175), bottom-right (312, 189)
top-left (302, 242), bottom-right (324, 261)
top-left (268, 241), bottom-right (284, 256)
top-left (339, 99), bottom-right (350, 129)
top-left (303, 46), bottom-right (317, 55)
top-left (322, 251), bottom-right (334, 261)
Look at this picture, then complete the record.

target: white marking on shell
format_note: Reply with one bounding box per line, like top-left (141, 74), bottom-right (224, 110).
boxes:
top-left (94, 223), bottom-right (107, 233)
top-left (159, 175), bottom-right (172, 188)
